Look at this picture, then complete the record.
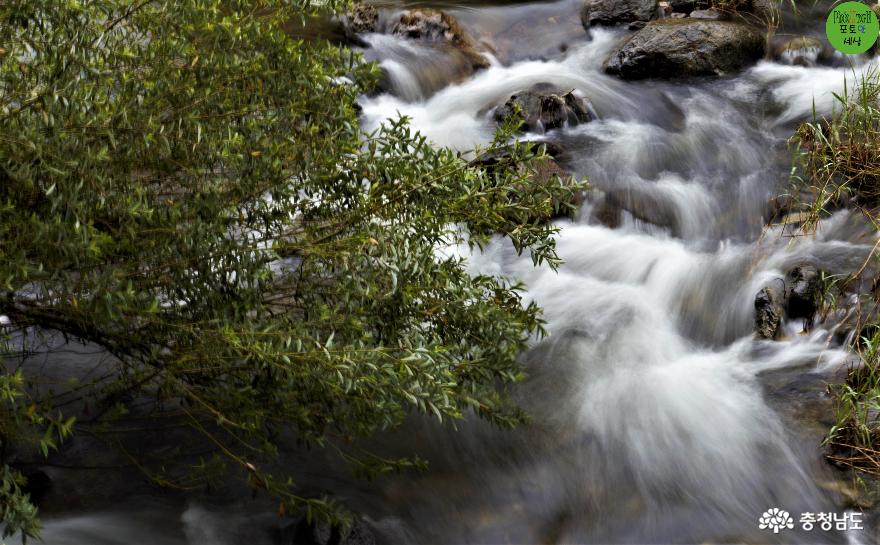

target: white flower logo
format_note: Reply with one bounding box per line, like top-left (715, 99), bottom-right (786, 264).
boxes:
top-left (759, 508), bottom-right (795, 534)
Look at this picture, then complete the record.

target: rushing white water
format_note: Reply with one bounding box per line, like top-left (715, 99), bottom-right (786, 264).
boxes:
top-left (22, 1), bottom-right (880, 543)
top-left (749, 60), bottom-right (880, 124)
top-left (355, 7), bottom-right (879, 543)
top-left (361, 28), bottom-right (626, 150)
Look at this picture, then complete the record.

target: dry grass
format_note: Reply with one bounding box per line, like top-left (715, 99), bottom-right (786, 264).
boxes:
top-left (792, 66), bottom-right (880, 221)
top-left (793, 67), bottom-right (880, 474)
top-left (828, 444), bottom-right (880, 476)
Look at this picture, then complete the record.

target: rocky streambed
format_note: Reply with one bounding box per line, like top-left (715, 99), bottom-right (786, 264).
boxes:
top-left (13, 1), bottom-right (880, 544)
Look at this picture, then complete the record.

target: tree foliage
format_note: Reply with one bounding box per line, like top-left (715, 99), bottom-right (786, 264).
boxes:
top-left (0, 0), bottom-right (582, 538)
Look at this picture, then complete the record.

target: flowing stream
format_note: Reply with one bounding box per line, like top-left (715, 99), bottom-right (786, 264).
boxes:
top-left (16, 1), bottom-right (880, 543)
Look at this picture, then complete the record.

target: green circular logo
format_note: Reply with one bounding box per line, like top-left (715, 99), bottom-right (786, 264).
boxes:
top-left (826, 1), bottom-right (880, 54)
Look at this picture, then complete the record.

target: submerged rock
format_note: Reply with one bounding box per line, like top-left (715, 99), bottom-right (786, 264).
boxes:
top-left (755, 282), bottom-right (785, 340)
top-left (580, 0), bottom-right (659, 27)
top-left (493, 87), bottom-right (593, 133)
top-left (390, 8), bottom-right (490, 70)
top-left (604, 188), bottom-right (680, 235)
top-left (604, 19), bottom-right (765, 79)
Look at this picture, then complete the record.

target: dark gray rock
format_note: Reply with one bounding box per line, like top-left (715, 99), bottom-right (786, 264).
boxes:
top-left (604, 188), bottom-right (681, 235)
top-left (531, 139), bottom-right (567, 159)
top-left (604, 19), bottom-right (765, 79)
top-left (786, 265), bottom-right (820, 321)
top-left (22, 470), bottom-right (52, 506)
top-left (279, 517), bottom-right (376, 545)
top-left (493, 87), bottom-right (592, 133)
top-left (580, 0), bottom-right (659, 27)
top-left (755, 282), bottom-right (785, 340)
top-left (669, 0), bottom-right (696, 13)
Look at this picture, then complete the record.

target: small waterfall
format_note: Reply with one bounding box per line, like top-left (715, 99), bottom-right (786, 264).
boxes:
top-left (352, 4), bottom-right (879, 542)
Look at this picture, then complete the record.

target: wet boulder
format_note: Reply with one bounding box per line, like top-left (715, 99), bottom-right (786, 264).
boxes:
top-left (755, 282), bottom-right (785, 340)
top-left (344, 3), bottom-right (379, 34)
top-left (604, 19), bottom-right (765, 79)
top-left (605, 189), bottom-right (682, 235)
top-left (529, 139), bottom-right (567, 159)
top-left (390, 8), bottom-right (490, 70)
top-left (580, 0), bottom-right (659, 27)
top-left (786, 264), bottom-right (820, 321)
top-left (753, 265), bottom-right (824, 339)
top-left (280, 517), bottom-right (376, 545)
top-left (493, 87), bottom-right (593, 133)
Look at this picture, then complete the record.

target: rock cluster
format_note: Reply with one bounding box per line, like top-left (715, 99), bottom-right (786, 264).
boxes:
top-left (755, 264), bottom-right (821, 339)
top-left (493, 86), bottom-right (593, 133)
top-left (580, 0), bottom-right (777, 79)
